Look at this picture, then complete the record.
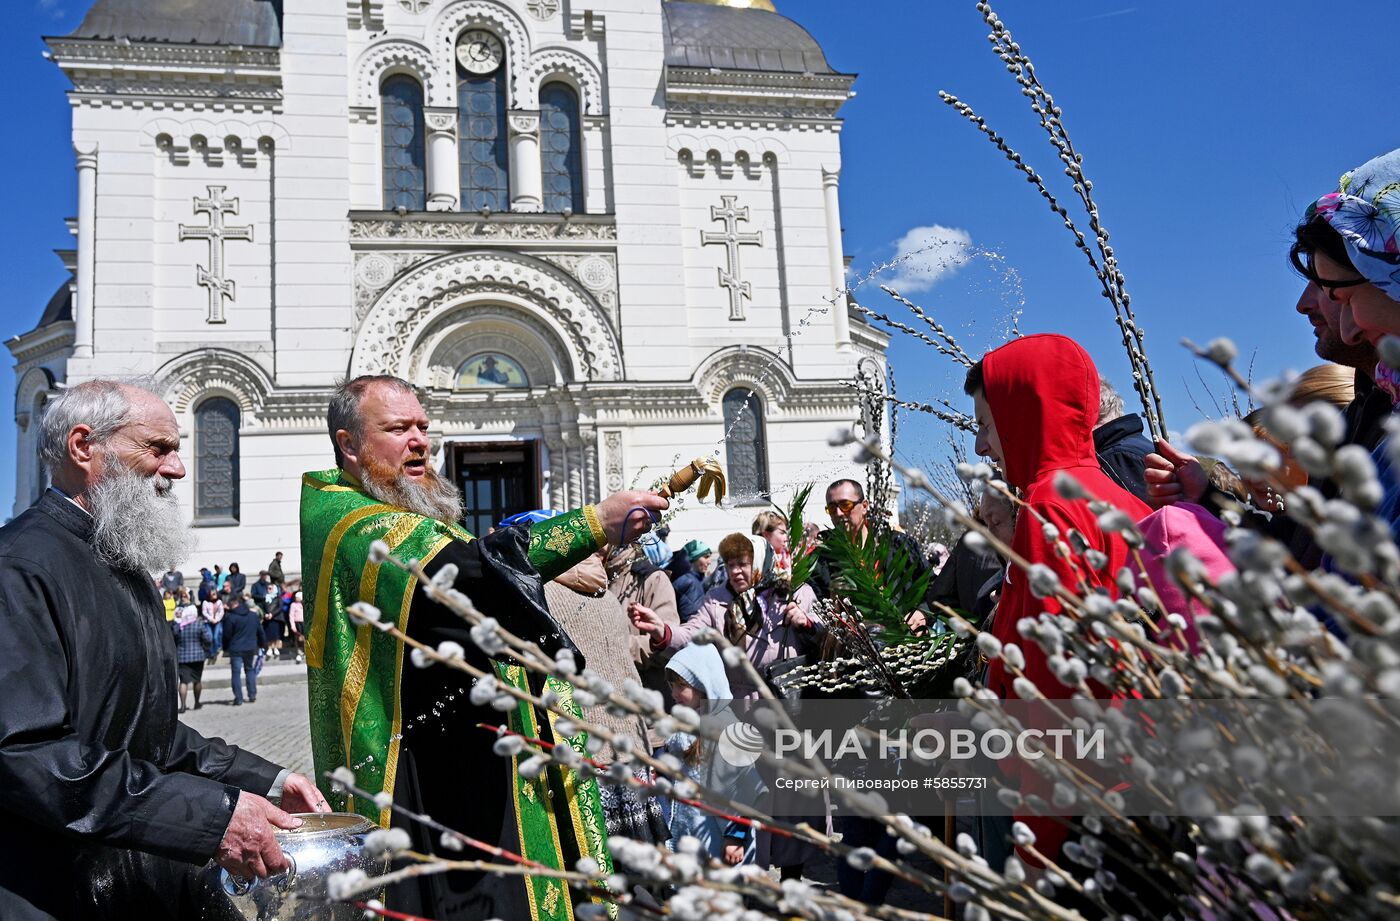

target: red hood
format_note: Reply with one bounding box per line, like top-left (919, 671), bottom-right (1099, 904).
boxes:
top-left (982, 334), bottom-right (1101, 491)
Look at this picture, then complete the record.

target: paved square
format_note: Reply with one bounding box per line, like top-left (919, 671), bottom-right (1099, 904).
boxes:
top-left (179, 666), bottom-right (314, 778)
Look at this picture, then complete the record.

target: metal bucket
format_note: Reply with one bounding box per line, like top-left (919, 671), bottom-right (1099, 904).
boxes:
top-left (206, 812), bottom-right (390, 921)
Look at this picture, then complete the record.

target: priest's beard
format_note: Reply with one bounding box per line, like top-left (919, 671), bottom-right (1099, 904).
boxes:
top-left (87, 455), bottom-right (196, 575)
top-left (360, 456), bottom-right (464, 524)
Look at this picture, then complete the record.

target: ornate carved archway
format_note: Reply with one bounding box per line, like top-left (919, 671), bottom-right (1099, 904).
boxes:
top-left (350, 250), bottom-right (622, 382)
top-left (693, 344), bottom-right (795, 411)
top-left (155, 348), bottom-right (274, 425)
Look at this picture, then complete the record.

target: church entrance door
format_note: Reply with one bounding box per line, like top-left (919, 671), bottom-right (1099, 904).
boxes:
top-left (448, 442), bottom-right (540, 536)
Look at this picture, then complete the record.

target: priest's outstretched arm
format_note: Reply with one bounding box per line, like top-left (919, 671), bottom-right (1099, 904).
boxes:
top-left (408, 493), bottom-right (670, 661)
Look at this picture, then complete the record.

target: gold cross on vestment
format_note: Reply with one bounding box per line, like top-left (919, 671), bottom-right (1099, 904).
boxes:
top-left (701, 195), bottom-right (763, 321)
top-left (179, 185), bottom-right (254, 324)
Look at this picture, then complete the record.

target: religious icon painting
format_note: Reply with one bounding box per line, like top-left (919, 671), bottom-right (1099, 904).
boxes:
top-left (456, 352), bottom-right (528, 389)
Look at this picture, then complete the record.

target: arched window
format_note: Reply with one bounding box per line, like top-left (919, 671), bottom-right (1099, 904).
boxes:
top-left (722, 389), bottom-right (770, 504)
top-left (539, 82), bottom-right (583, 213)
top-left (458, 59), bottom-right (509, 211)
top-left (195, 397), bottom-right (240, 523)
top-left (381, 75), bottom-right (427, 211)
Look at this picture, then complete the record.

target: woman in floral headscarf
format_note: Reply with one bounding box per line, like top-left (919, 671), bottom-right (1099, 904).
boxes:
top-left (632, 532), bottom-right (822, 700)
top-left (1289, 149), bottom-right (1400, 531)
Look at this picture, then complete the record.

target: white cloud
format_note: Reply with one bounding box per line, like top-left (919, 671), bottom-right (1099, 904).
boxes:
top-left (877, 224), bottom-right (974, 294)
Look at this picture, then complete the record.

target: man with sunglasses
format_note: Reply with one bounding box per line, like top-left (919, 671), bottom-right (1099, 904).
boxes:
top-left (810, 479), bottom-right (932, 618)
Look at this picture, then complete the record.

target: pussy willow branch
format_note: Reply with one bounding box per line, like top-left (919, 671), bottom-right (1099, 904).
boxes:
top-left (980, 0), bottom-right (1164, 438)
top-left (880, 284), bottom-right (975, 366)
top-left (850, 301), bottom-right (968, 363)
top-left (936, 1), bottom-right (1166, 439)
top-left (376, 607), bottom-right (959, 904)
top-left (372, 542), bottom-right (1101, 920)
top-left (847, 385), bottom-right (975, 433)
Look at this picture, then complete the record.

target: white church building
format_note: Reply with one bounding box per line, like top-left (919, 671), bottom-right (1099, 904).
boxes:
top-left (9, 0), bottom-right (889, 573)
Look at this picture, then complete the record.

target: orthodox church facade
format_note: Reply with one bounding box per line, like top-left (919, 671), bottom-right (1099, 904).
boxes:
top-left (9, 0), bottom-right (888, 572)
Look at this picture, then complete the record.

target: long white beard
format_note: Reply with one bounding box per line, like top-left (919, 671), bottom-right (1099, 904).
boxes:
top-left (87, 460), bottom-right (196, 574)
top-left (360, 458), bottom-right (465, 525)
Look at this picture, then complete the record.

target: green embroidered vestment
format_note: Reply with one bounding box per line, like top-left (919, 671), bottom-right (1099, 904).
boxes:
top-left (298, 468), bottom-right (614, 921)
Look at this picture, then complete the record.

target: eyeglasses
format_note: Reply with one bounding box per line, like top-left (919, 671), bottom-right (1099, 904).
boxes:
top-left (826, 499), bottom-right (860, 515)
top-left (1290, 248), bottom-right (1369, 291)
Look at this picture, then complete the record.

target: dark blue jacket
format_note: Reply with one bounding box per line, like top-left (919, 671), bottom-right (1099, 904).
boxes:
top-left (673, 570), bottom-right (706, 622)
top-left (1093, 413), bottom-right (1154, 504)
top-left (221, 603), bottom-right (262, 654)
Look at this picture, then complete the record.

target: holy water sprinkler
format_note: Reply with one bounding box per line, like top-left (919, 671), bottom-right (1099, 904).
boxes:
top-left (657, 457), bottom-right (727, 506)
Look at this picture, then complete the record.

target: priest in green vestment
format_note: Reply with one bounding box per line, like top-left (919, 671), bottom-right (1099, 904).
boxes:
top-left (300, 375), bottom-right (668, 921)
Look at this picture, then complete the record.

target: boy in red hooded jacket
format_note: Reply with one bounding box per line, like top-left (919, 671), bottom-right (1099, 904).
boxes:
top-left (965, 334), bottom-right (1151, 861)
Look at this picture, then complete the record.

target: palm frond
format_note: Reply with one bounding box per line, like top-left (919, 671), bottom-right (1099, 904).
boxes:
top-left (779, 483), bottom-right (817, 594)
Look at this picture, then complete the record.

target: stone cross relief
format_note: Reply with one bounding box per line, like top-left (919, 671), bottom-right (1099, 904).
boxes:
top-left (701, 195), bottom-right (763, 321)
top-left (179, 185), bottom-right (254, 324)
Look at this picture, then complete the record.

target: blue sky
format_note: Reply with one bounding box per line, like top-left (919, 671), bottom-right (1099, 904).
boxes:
top-left (3, 0), bottom-right (1398, 514)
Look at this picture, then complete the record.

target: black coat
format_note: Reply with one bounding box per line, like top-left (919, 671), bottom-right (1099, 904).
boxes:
top-left (386, 526), bottom-right (589, 919)
top-left (927, 531), bottom-right (1005, 624)
top-left (0, 491), bottom-right (282, 919)
top-left (1093, 413), bottom-right (1154, 504)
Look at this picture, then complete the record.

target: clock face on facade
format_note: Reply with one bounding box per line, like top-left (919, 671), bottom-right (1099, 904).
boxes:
top-left (456, 29), bottom-right (504, 74)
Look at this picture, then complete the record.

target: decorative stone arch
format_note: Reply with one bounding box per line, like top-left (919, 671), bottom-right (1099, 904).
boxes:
top-left (155, 349), bottom-right (273, 426)
top-left (14, 366), bottom-right (56, 434)
top-left (519, 46), bottom-right (604, 115)
top-left (13, 366), bottom-right (57, 510)
top-left (409, 303), bottom-right (577, 390)
top-left (429, 0), bottom-right (534, 107)
top-left (693, 345), bottom-right (795, 412)
top-left (856, 356), bottom-right (886, 380)
top-left (351, 250), bottom-right (622, 382)
top-left (353, 38), bottom-right (449, 110)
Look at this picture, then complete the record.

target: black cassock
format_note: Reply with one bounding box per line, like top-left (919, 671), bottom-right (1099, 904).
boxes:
top-left (385, 527), bottom-right (591, 920)
top-left (0, 491), bottom-right (283, 920)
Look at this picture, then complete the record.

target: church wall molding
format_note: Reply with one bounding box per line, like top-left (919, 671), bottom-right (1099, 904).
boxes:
top-left (144, 116), bottom-right (291, 156)
top-left (692, 345), bottom-right (796, 413)
top-left (349, 211), bottom-right (616, 243)
top-left (672, 134), bottom-right (790, 179)
top-left (665, 67), bottom-right (852, 126)
top-left (351, 248), bottom-right (620, 343)
top-left (348, 0), bottom-right (386, 30)
top-left (7, 322), bottom-right (75, 366)
top-left (410, 303), bottom-right (575, 389)
top-left (48, 38), bottom-right (283, 112)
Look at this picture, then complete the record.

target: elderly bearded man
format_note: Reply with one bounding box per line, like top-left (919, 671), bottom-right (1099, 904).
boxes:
top-left (301, 375), bottom-right (668, 920)
top-left (0, 380), bottom-right (329, 921)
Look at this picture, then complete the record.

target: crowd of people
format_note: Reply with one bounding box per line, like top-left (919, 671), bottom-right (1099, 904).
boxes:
top-left (162, 555), bottom-right (304, 710)
top-left (7, 148), bottom-right (1400, 919)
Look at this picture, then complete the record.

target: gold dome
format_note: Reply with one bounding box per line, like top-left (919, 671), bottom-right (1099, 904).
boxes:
top-left (677, 0), bottom-right (777, 12)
